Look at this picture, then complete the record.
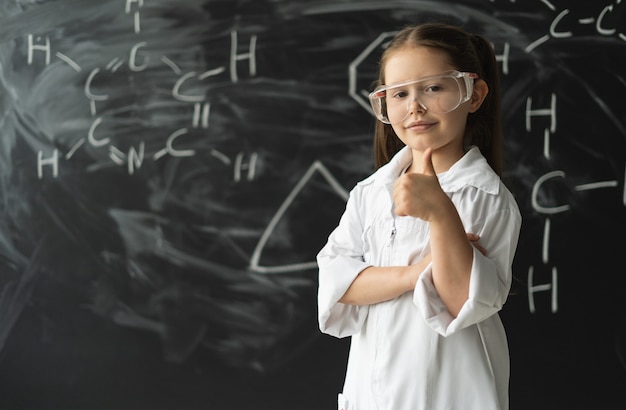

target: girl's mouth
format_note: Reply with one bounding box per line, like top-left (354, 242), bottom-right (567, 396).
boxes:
top-left (406, 121), bottom-right (435, 131)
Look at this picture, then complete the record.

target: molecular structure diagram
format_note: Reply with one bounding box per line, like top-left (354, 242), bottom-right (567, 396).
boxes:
top-left (30, 0), bottom-right (259, 183)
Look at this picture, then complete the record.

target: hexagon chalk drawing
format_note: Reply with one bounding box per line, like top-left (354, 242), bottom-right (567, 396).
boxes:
top-left (348, 31), bottom-right (398, 115)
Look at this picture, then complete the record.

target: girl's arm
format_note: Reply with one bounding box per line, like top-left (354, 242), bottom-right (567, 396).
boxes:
top-left (393, 148), bottom-right (474, 317)
top-left (426, 199), bottom-right (473, 317)
top-left (339, 234), bottom-right (484, 307)
top-left (339, 255), bottom-right (431, 305)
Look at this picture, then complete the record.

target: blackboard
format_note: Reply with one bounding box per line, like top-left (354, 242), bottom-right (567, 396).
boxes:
top-left (0, 1), bottom-right (625, 409)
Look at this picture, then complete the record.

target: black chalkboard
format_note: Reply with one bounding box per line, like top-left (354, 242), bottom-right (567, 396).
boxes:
top-left (1, 1), bottom-right (625, 409)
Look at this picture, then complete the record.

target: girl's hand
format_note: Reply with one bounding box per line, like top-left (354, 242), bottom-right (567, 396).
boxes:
top-left (467, 233), bottom-right (487, 256)
top-left (392, 148), bottom-right (449, 221)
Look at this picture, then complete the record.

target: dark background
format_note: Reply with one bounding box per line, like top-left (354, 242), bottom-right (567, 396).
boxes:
top-left (0, 0), bottom-right (625, 409)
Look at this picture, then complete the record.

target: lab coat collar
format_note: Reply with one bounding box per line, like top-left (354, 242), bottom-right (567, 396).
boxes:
top-left (373, 146), bottom-right (500, 196)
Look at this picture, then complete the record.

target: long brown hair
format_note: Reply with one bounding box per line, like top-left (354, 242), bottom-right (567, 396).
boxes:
top-left (372, 23), bottom-right (504, 176)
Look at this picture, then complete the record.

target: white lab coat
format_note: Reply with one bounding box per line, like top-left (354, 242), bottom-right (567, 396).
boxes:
top-left (317, 146), bottom-right (522, 410)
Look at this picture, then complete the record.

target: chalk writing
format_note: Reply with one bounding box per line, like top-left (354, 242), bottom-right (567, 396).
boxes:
top-left (526, 0), bottom-right (626, 52)
top-left (348, 31), bottom-right (396, 114)
top-left (29, 23), bottom-right (258, 179)
top-left (250, 161), bottom-right (349, 274)
top-left (28, 34), bottom-right (81, 72)
top-left (526, 91), bottom-right (624, 313)
top-left (124, 0), bottom-right (144, 34)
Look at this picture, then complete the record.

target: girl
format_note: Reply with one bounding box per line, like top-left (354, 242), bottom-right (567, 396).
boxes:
top-left (317, 23), bottom-right (522, 410)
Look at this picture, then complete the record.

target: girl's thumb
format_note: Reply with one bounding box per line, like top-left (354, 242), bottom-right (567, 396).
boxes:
top-left (421, 148), bottom-right (436, 175)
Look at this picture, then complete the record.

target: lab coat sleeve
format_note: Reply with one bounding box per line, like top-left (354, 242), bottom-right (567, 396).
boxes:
top-left (413, 207), bottom-right (521, 336)
top-left (317, 190), bottom-right (371, 338)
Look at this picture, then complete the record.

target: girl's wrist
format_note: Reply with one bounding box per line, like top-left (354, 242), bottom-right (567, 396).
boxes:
top-left (403, 262), bottom-right (423, 291)
top-left (429, 194), bottom-right (457, 223)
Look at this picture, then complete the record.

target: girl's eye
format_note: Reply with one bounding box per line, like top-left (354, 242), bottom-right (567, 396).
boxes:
top-left (425, 84), bottom-right (443, 93)
top-left (392, 90), bottom-right (408, 99)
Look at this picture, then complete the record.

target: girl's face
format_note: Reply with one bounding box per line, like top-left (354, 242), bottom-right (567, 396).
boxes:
top-left (383, 46), bottom-right (473, 169)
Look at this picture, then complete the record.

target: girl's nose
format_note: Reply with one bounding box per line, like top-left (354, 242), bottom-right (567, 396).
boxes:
top-left (408, 98), bottom-right (427, 115)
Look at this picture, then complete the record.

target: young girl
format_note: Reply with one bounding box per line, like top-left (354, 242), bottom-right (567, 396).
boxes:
top-left (317, 23), bottom-right (522, 410)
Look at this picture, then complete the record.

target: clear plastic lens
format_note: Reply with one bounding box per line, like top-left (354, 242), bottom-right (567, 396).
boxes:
top-left (368, 70), bottom-right (477, 124)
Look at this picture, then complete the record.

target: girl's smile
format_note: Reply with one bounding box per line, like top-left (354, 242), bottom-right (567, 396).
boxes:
top-left (405, 120), bottom-right (437, 132)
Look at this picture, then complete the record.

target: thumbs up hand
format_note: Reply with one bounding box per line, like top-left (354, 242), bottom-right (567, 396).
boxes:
top-left (420, 146), bottom-right (437, 176)
top-left (392, 148), bottom-right (448, 221)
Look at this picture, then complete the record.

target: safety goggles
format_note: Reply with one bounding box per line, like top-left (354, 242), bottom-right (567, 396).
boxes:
top-left (368, 70), bottom-right (478, 124)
